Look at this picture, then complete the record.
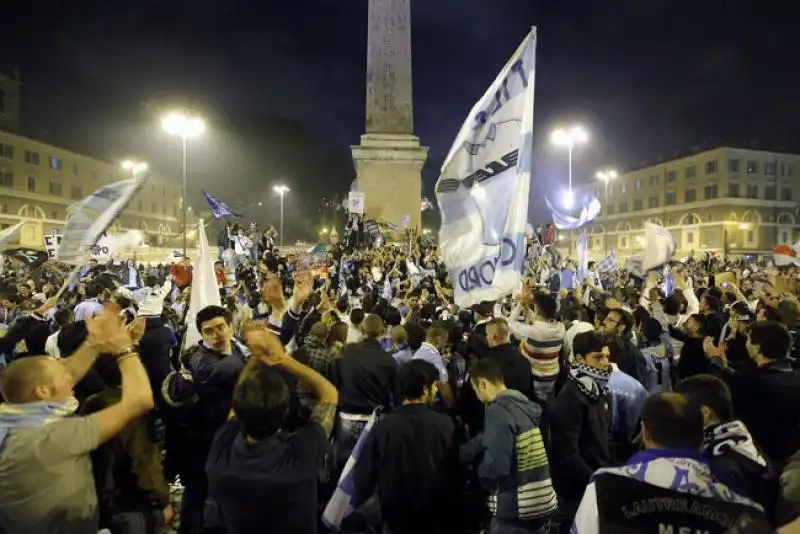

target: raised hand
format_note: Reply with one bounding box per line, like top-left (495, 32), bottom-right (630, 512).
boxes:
top-left (86, 302), bottom-right (134, 355)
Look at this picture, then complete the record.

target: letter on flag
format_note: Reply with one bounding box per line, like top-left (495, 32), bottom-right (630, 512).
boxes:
top-left (183, 218), bottom-right (222, 348)
top-left (435, 29), bottom-right (537, 306)
top-left (58, 178), bottom-right (148, 265)
top-left (203, 191), bottom-right (242, 219)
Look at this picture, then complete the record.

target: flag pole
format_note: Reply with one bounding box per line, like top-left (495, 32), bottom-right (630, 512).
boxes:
top-left (54, 264), bottom-right (82, 300)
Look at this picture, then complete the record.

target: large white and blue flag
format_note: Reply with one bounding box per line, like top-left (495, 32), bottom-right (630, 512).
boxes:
top-left (545, 196), bottom-right (601, 230)
top-left (203, 191), bottom-right (242, 219)
top-left (435, 29), bottom-right (537, 306)
top-left (59, 178), bottom-right (148, 265)
top-left (626, 223), bottom-right (676, 278)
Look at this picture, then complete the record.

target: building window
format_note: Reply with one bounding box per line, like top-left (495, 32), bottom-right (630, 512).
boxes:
top-left (729, 184), bottom-right (740, 198)
top-left (608, 185), bottom-right (615, 196)
top-left (782, 231), bottom-right (790, 244)
top-left (162, 205), bottom-right (166, 215)
top-left (27, 176), bottom-right (35, 192)
top-left (648, 196), bottom-right (659, 208)
top-left (0, 171), bottom-right (12, 187)
top-left (73, 163), bottom-right (79, 175)
top-left (635, 179), bottom-right (642, 190)
top-left (704, 184), bottom-right (718, 199)
top-left (71, 185), bottom-right (82, 200)
top-left (765, 161), bottom-right (777, 176)
top-left (747, 184), bottom-right (759, 199)
top-left (633, 199), bottom-right (642, 211)
top-left (708, 213), bottom-right (714, 222)
top-left (781, 163), bottom-right (793, 177)
top-left (650, 174), bottom-right (659, 186)
top-left (620, 236), bottom-right (628, 248)
top-left (685, 189), bottom-right (696, 202)
top-left (747, 230), bottom-right (754, 244)
top-left (746, 160), bottom-right (758, 174)
top-left (666, 170), bottom-right (677, 182)
top-left (48, 180), bottom-right (62, 196)
top-left (765, 186), bottom-right (776, 200)
top-left (728, 159), bottom-right (740, 173)
top-left (607, 204), bottom-right (615, 215)
top-left (1, 204), bottom-right (7, 214)
top-left (782, 188), bottom-right (792, 201)
top-left (705, 160), bottom-right (718, 174)
top-left (686, 232), bottom-right (694, 244)
top-left (151, 203), bottom-right (157, 213)
top-left (619, 202), bottom-right (628, 213)
top-left (24, 150), bottom-right (40, 165)
top-left (49, 156), bottom-right (62, 171)
top-left (705, 231), bottom-right (714, 246)
top-left (621, 183), bottom-right (627, 194)
top-left (685, 166), bottom-right (697, 179)
top-left (0, 143), bottom-right (13, 159)
top-left (665, 192), bottom-right (677, 205)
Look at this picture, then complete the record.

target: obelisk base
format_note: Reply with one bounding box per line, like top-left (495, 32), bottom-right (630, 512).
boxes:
top-left (351, 133), bottom-right (428, 235)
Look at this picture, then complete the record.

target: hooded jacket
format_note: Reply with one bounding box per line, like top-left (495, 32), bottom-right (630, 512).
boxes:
top-left (460, 390), bottom-right (557, 524)
top-left (703, 420), bottom-right (777, 515)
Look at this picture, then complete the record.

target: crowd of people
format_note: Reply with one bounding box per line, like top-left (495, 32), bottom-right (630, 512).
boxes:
top-left (2, 225), bottom-right (800, 534)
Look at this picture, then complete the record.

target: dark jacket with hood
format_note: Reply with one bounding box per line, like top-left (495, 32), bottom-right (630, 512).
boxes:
top-left (547, 379), bottom-right (612, 501)
top-left (704, 420), bottom-right (778, 517)
top-left (460, 390), bottom-right (557, 525)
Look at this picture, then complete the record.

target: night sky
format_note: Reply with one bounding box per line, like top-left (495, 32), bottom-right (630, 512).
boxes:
top-left (2, 0), bottom-right (798, 235)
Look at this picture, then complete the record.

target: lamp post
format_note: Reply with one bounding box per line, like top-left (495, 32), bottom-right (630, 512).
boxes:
top-left (551, 126), bottom-right (589, 209)
top-left (162, 111), bottom-right (205, 257)
top-left (273, 185), bottom-right (290, 248)
top-left (596, 169), bottom-right (617, 255)
top-left (121, 160), bottom-right (148, 181)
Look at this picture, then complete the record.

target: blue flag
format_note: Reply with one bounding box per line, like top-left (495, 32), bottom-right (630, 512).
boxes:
top-left (203, 191), bottom-right (242, 219)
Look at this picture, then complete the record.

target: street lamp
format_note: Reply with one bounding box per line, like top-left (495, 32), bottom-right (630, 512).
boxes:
top-left (121, 159), bottom-right (148, 179)
top-left (161, 111), bottom-right (206, 257)
top-left (321, 227), bottom-right (329, 235)
top-left (273, 185), bottom-right (290, 248)
top-left (551, 125), bottom-right (589, 203)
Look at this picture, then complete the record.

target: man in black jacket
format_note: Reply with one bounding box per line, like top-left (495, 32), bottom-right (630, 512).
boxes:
top-left (332, 314), bottom-right (398, 471)
top-left (548, 331), bottom-right (612, 533)
top-left (676, 374), bottom-right (777, 516)
top-left (485, 317), bottom-right (534, 400)
top-left (601, 308), bottom-right (649, 388)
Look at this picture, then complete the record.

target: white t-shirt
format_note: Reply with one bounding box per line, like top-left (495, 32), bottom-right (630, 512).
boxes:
top-left (45, 331), bottom-right (61, 359)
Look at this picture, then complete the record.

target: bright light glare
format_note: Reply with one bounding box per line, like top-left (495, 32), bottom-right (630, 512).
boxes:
top-left (258, 202), bottom-right (263, 206)
top-left (162, 112), bottom-right (206, 139)
top-left (596, 169), bottom-right (618, 182)
top-left (321, 228), bottom-right (329, 234)
top-left (551, 125), bottom-right (589, 148)
top-left (562, 189), bottom-right (575, 210)
top-left (121, 160), bottom-right (148, 174)
top-left (273, 185), bottom-right (290, 195)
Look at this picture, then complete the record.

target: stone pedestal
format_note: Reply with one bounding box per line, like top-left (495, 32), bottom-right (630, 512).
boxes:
top-left (351, 133), bottom-right (428, 231)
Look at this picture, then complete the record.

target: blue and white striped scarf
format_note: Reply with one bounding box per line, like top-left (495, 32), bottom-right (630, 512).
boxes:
top-left (0, 397), bottom-right (79, 449)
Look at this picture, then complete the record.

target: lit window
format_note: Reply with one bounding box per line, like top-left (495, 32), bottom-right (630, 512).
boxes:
top-left (49, 156), bottom-right (62, 171)
top-left (746, 160), bottom-right (758, 174)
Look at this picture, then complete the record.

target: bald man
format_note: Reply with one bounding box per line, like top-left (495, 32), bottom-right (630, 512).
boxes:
top-left (485, 318), bottom-right (535, 401)
top-left (0, 310), bottom-right (154, 534)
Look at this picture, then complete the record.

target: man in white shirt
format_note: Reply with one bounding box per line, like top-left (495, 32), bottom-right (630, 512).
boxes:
top-left (45, 309), bottom-right (74, 359)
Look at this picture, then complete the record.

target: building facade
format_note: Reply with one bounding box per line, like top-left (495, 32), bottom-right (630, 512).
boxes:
top-left (0, 75), bottom-right (185, 258)
top-left (556, 147), bottom-right (800, 262)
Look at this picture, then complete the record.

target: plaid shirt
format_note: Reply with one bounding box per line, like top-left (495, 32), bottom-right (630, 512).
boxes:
top-left (294, 336), bottom-right (335, 408)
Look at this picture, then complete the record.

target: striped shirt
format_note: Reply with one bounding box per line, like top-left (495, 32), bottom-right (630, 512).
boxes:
top-left (507, 304), bottom-right (565, 378)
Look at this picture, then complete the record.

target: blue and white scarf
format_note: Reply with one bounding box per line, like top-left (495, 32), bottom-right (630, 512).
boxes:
top-left (569, 362), bottom-right (611, 400)
top-left (0, 397), bottom-right (79, 449)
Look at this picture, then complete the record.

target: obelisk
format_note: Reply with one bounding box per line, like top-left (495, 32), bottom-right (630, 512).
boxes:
top-left (351, 0), bottom-right (428, 232)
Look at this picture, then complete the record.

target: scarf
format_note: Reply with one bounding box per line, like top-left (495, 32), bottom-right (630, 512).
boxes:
top-left (569, 362), bottom-right (611, 400)
top-left (0, 397), bottom-right (79, 449)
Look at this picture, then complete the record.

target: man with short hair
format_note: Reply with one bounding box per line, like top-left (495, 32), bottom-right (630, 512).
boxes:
top-left (461, 358), bottom-right (557, 533)
top-left (333, 313), bottom-right (399, 469)
top-left (707, 320), bottom-right (800, 467)
top-left (676, 374), bottom-right (776, 511)
top-left (485, 317), bottom-right (534, 401)
top-left (206, 321), bottom-right (338, 534)
top-left (412, 323), bottom-right (455, 406)
top-left (601, 308), bottom-right (649, 388)
top-left (508, 292), bottom-right (565, 406)
top-left (353, 360), bottom-right (457, 534)
top-left (572, 393), bottom-right (769, 533)
top-left (73, 281), bottom-right (106, 322)
top-left (0, 307), bottom-right (154, 534)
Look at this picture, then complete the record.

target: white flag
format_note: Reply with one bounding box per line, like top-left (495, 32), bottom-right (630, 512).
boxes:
top-left (183, 219), bottom-right (222, 348)
top-left (576, 230), bottom-right (588, 284)
top-left (435, 29), bottom-right (537, 306)
top-left (642, 222), bottom-right (676, 272)
top-left (0, 221), bottom-right (25, 247)
top-left (58, 179), bottom-right (148, 265)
